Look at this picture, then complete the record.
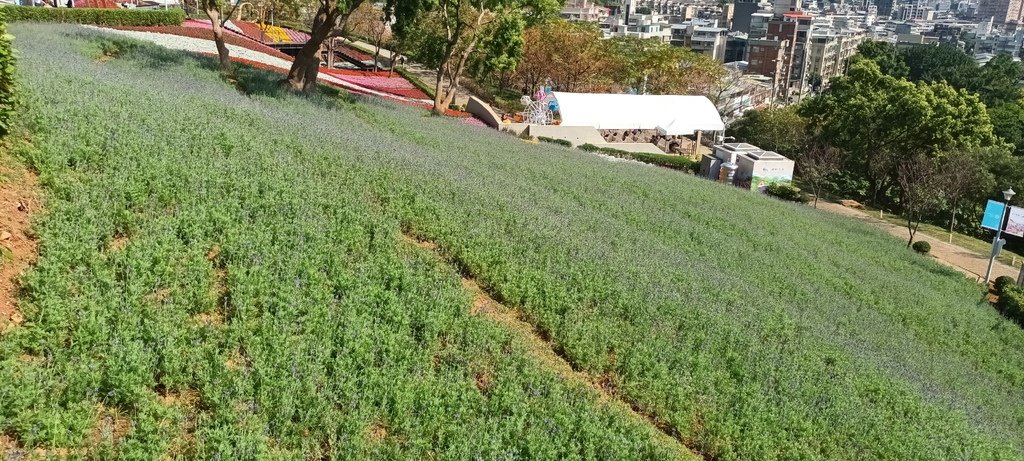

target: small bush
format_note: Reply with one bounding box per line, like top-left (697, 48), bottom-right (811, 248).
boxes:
top-left (997, 285), bottom-right (1024, 324)
top-left (766, 182), bottom-right (809, 203)
top-left (577, 143), bottom-right (600, 152)
top-left (537, 136), bottom-right (572, 148)
top-left (3, 6), bottom-right (184, 26)
top-left (0, 10), bottom-right (15, 137)
top-left (995, 275), bottom-right (1017, 295)
top-left (911, 241), bottom-right (931, 255)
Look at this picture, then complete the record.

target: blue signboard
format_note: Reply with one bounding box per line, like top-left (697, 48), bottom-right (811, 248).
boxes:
top-left (982, 200), bottom-right (1006, 231)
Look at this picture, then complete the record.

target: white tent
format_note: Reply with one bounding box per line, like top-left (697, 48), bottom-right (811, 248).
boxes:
top-left (551, 92), bottom-right (725, 135)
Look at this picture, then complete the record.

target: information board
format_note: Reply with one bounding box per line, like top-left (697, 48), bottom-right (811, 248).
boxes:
top-left (1006, 206), bottom-right (1024, 237)
top-left (982, 200), bottom-right (1007, 231)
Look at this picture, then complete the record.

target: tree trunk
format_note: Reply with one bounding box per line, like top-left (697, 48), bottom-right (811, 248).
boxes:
top-left (286, 3), bottom-right (337, 92)
top-left (432, 70), bottom-right (448, 116)
top-left (437, 38), bottom-right (477, 114)
top-left (206, 8), bottom-right (231, 73)
top-left (907, 214), bottom-right (915, 247)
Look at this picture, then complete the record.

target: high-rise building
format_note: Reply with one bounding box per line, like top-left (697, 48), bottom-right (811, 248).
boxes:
top-left (806, 28), bottom-right (865, 87)
top-left (732, 0), bottom-right (761, 33)
top-left (874, 0), bottom-right (894, 17)
top-left (765, 13), bottom-right (813, 101)
top-left (977, 0), bottom-right (1024, 24)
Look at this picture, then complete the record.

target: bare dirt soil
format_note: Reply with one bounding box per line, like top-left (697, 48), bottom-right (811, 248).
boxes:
top-left (0, 145), bottom-right (39, 334)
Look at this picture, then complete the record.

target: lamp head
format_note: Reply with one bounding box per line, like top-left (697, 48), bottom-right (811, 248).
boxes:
top-left (1004, 188), bottom-right (1016, 202)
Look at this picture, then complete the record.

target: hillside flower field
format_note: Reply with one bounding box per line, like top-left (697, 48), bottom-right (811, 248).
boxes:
top-left (2, 25), bottom-right (1024, 460)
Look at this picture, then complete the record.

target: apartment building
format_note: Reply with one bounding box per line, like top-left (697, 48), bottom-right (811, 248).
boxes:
top-left (766, 13), bottom-right (814, 101)
top-left (806, 28), bottom-right (865, 87)
top-left (977, 0), bottom-right (1024, 24)
top-left (561, 0), bottom-right (612, 22)
top-left (671, 21), bottom-right (730, 61)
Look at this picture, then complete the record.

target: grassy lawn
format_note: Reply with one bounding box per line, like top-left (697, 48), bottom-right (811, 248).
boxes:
top-left (3, 24), bottom-right (1024, 461)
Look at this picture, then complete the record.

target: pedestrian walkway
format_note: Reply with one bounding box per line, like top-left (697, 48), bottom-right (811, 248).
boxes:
top-left (817, 201), bottom-right (1019, 283)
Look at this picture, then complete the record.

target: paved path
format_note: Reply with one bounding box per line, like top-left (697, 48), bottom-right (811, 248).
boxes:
top-left (817, 201), bottom-right (1018, 283)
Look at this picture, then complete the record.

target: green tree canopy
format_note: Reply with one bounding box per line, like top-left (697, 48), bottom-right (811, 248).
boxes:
top-left (801, 59), bottom-right (998, 205)
top-left (852, 40), bottom-right (908, 78)
top-left (391, 0), bottom-right (559, 114)
top-left (900, 44), bottom-right (976, 87)
top-left (967, 54), bottom-right (1024, 106)
top-left (989, 100), bottom-right (1024, 156)
top-left (727, 106), bottom-right (807, 158)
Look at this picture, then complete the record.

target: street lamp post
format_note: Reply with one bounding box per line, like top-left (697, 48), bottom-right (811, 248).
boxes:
top-left (984, 187), bottom-right (1016, 285)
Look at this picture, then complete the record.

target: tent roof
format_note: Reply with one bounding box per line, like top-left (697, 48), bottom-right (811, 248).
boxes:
top-left (552, 92), bottom-right (725, 135)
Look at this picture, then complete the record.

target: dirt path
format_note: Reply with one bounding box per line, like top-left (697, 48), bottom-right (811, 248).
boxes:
top-left (816, 201), bottom-right (1018, 283)
top-left (403, 235), bottom-right (702, 460)
top-left (0, 143), bottom-right (39, 334)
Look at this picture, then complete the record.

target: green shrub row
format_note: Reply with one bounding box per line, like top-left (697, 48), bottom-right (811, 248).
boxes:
top-left (766, 182), bottom-right (810, 203)
top-left (2, 6), bottom-right (183, 26)
top-left (537, 136), bottom-right (572, 148)
top-left (393, 66), bottom-right (435, 100)
top-left (0, 11), bottom-right (15, 137)
top-left (578, 143), bottom-right (699, 173)
top-left (997, 285), bottom-right (1024, 324)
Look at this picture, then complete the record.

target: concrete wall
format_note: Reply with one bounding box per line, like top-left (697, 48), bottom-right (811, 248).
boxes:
top-left (526, 125), bottom-right (607, 146)
top-left (466, 96), bottom-right (502, 129)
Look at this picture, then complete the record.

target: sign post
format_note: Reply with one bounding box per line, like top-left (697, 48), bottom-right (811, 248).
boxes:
top-left (984, 190), bottom-right (1016, 285)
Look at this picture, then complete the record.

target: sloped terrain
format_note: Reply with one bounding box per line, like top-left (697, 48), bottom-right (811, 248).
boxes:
top-left (2, 25), bottom-right (1024, 460)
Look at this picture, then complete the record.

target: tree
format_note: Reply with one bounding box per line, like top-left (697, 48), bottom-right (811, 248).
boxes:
top-left (283, 0), bottom-right (366, 92)
top-left (801, 60), bottom-right (997, 208)
top-left (199, 0), bottom-right (243, 73)
top-left (901, 44), bottom-right (975, 88)
top-left (939, 150), bottom-right (989, 241)
top-left (512, 20), bottom-right (618, 93)
top-left (605, 36), bottom-right (724, 95)
top-left (897, 154), bottom-right (947, 247)
top-left (708, 68), bottom-right (751, 122)
top-left (346, 2), bottom-right (391, 71)
top-left (797, 142), bottom-right (841, 208)
top-left (392, 0), bottom-right (559, 115)
top-left (727, 106), bottom-right (807, 158)
top-left (989, 101), bottom-right (1024, 156)
top-left (851, 40), bottom-right (908, 78)
top-left (966, 54), bottom-right (1024, 106)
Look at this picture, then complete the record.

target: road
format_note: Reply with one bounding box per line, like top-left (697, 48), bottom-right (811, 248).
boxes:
top-left (817, 201), bottom-right (1019, 284)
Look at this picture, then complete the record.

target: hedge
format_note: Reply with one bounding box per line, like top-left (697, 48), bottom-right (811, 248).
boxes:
top-left (766, 182), bottom-right (810, 204)
top-left (394, 66), bottom-right (435, 101)
top-left (578, 143), bottom-right (698, 173)
top-left (537, 136), bottom-right (572, 148)
top-left (2, 6), bottom-right (184, 26)
top-left (0, 10), bottom-right (15, 137)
